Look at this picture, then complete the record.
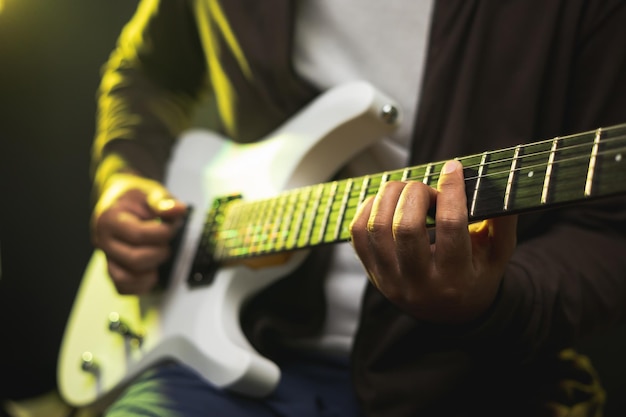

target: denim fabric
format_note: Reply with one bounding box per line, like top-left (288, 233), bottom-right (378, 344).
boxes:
top-left (104, 353), bottom-right (364, 417)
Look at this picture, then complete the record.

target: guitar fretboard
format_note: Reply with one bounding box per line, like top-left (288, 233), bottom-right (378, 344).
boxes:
top-left (201, 124), bottom-right (626, 262)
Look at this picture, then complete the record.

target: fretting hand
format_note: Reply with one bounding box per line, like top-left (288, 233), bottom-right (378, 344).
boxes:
top-left (350, 160), bottom-right (518, 324)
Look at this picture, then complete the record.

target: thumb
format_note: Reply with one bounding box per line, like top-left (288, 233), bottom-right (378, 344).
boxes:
top-left (469, 215), bottom-right (517, 262)
top-left (146, 188), bottom-right (187, 221)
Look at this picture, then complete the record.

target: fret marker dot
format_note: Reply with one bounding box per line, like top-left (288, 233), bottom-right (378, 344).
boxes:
top-left (616, 153), bottom-right (622, 162)
top-left (528, 171), bottom-right (534, 178)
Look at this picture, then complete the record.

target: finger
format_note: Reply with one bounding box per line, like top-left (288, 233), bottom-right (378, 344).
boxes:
top-left (104, 237), bottom-right (171, 273)
top-left (101, 210), bottom-right (179, 246)
top-left (434, 160), bottom-right (471, 268)
top-left (468, 216), bottom-right (517, 261)
top-left (364, 181), bottom-right (406, 277)
top-left (393, 181), bottom-right (437, 276)
top-left (146, 190), bottom-right (187, 222)
top-left (350, 196), bottom-right (376, 276)
top-left (107, 260), bottom-right (158, 295)
top-left (488, 215), bottom-right (518, 262)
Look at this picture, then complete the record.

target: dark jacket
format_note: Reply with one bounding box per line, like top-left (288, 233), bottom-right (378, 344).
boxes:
top-left (93, 1), bottom-right (626, 415)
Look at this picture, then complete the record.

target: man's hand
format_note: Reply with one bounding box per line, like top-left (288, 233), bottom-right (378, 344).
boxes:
top-left (92, 173), bottom-right (187, 295)
top-left (350, 160), bottom-right (517, 324)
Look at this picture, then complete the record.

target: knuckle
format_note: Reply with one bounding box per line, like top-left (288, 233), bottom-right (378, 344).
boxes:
top-left (130, 247), bottom-right (168, 270)
top-left (125, 250), bottom-right (146, 267)
top-left (392, 221), bottom-right (417, 241)
top-left (436, 215), bottom-right (466, 232)
top-left (366, 218), bottom-right (387, 237)
top-left (349, 218), bottom-right (364, 238)
top-left (125, 227), bottom-right (150, 244)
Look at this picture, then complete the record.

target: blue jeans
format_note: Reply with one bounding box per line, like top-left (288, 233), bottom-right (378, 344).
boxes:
top-left (104, 352), bottom-right (364, 417)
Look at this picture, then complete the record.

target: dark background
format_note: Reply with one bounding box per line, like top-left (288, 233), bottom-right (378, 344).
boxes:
top-left (0, 0), bottom-right (625, 414)
top-left (0, 0), bottom-right (138, 401)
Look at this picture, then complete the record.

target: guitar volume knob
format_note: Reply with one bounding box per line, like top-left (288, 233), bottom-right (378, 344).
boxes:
top-left (108, 312), bottom-right (143, 347)
top-left (80, 351), bottom-right (99, 375)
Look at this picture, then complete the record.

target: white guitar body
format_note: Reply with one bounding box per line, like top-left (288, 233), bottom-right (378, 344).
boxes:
top-left (58, 82), bottom-right (400, 408)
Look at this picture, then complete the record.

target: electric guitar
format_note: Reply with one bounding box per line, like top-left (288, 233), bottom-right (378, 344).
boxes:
top-left (58, 81), bottom-right (626, 408)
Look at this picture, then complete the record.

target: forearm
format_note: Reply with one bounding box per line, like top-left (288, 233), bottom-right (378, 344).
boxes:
top-left (92, 64), bottom-right (198, 195)
top-left (91, 0), bottom-right (207, 198)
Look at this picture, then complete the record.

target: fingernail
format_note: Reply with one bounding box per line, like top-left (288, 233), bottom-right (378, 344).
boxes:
top-left (442, 159), bottom-right (461, 174)
top-left (157, 198), bottom-right (176, 211)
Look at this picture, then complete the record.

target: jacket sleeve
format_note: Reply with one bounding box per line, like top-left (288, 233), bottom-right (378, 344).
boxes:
top-left (470, 0), bottom-right (626, 362)
top-left (92, 0), bottom-right (207, 195)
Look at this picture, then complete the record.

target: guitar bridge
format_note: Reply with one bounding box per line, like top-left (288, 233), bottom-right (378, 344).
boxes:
top-left (187, 194), bottom-right (242, 287)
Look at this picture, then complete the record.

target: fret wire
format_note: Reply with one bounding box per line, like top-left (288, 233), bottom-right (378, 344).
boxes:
top-left (317, 182), bottom-right (338, 244)
top-left (340, 133), bottom-right (621, 195)
top-left (452, 126), bottom-right (622, 173)
top-left (277, 190), bottom-right (299, 251)
top-left (374, 128), bottom-right (626, 187)
top-left (249, 199), bottom-right (267, 254)
top-left (227, 203), bottom-right (249, 257)
top-left (213, 128), bottom-right (626, 259)
top-left (232, 203), bottom-right (250, 257)
top-left (585, 128), bottom-right (602, 197)
top-left (504, 145), bottom-right (521, 211)
top-left (242, 200), bottom-right (262, 255)
top-left (226, 203), bottom-right (248, 257)
top-left (450, 131), bottom-right (624, 180)
top-left (541, 138), bottom-right (560, 204)
top-left (218, 202), bottom-right (234, 256)
top-left (286, 187), bottom-right (310, 250)
top-left (470, 152), bottom-right (488, 216)
top-left (325, 181), bottom-right (346, 241)
top-left (260, 194), bottom-right (280, 253)
top-left (236, 203), bottom-right (257, 257)
top-left (300, 184), bottom-right (325, 248)
top-left (423, 163), bottom-right (433, 185)
top-left (261, 198), bottom-right (276, 252)
top-left (503, 144), bottom-right (625, 190)
top-left (334, 178), bottom-right (354, 241)
top-left (357, 176), bottom-right (371, 206)
top-left (267, 192), bottom-right (288, 251)
top-left (251, 199), bottom-right (272, 254)
top-left (283, 137), bottom-right (625, 215)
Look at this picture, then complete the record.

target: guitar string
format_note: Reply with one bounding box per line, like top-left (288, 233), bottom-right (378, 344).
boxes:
top-left (429, 143), bottom-right (626, 186)
top-left (455, 133), bottom-right (625, 180)
top-left (225, 131), bottom-right (626, 212)
top-left (220, 139), bottom-right (626, 253)
top-left (450, 126), bottom-right (625, 170)
top-left (226, 136), bottom-right (626, 221)
top-left (215, 132), bottom-right (626, 257)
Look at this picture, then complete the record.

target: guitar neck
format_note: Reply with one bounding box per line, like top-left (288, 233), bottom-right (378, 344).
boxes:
top-left (206, 124), bottom-right (626, 262)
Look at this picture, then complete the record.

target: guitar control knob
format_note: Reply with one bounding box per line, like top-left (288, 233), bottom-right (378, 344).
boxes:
top-left (108, 312), bottom-right (143, 347)
top-left (80, 351), bottom-right (99, 375)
